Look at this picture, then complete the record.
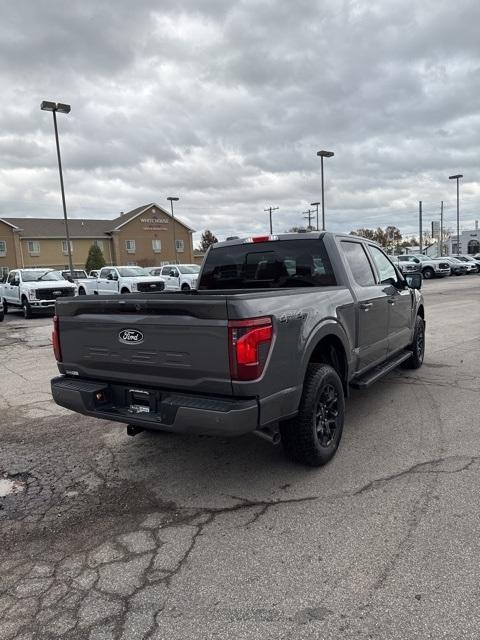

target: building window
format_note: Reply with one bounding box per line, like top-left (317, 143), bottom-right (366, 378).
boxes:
top-left (125, 240), bottom-right (136, 253)
top-left (27, 241), bottom-right (40, 255)
top-left (94, 240), bottom-right (104, 252)
top-left (468, 239), bottom-right (480, 254)
top-left (62, 240), bottom-right (73, 255)
top-left (152, 239), bottom-right (162, 253)
top-left (175, 239), bottom-right (184, 253)
top-left (0, 240), bottom-right (6, 257)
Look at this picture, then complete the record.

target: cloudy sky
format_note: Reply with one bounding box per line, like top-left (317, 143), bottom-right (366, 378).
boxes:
top-left (1, 0), bottom-right (479, 244)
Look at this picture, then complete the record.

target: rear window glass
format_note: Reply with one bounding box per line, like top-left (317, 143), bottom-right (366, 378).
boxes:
top-left (198, 239), bottom-right (336, 289)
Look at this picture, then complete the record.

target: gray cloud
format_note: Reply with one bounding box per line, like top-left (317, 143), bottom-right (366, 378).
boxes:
top-left (1, 0), bottom-right (479, 243)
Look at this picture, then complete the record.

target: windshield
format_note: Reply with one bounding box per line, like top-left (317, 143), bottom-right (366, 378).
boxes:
top-left (117, 267), bottom-right (148, 277)
top-left (198, 239), bottom-right (336, 290)
top-left (22, 270), bottom-right (66, 282)
top-left (178, 266), bottom-right (199, 274)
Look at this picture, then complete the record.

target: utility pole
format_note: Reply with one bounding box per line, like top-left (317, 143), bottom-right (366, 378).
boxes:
top-left (264, 206), bottom-right (279, 234)
top-left (419, 201), bottom-right (423, 254)
top-left (449, 174), bottom-right (463, 255)
top-left (440, 200), bottom-right (444, 257)
top-left (311, 202), bottom-right (320, 231)
top-left (303, 209), bottom-right (314, 230)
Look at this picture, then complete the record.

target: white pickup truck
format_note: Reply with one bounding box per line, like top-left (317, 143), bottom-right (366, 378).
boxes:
top-left (147, 264), bottom-right (199, 291)
top-left (96, 266), bottom-right (165, 295)
top-left (1, 268), bottom-right (77, 318)
top-left (61, 269), bottom-right (99, 295)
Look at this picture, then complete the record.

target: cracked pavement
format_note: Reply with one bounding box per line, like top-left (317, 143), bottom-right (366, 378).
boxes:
top-left (1, 276), bottom-right (479, 639)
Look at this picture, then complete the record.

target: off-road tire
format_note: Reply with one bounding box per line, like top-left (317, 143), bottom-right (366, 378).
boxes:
top-left (22, 298), bottom-right (33, 319)
top-left (280, 363), bottom-right (345, 467)
top-left (422, 267), bottom-right (434, 279)
top-left (402, 315), bottom-right (425, 369)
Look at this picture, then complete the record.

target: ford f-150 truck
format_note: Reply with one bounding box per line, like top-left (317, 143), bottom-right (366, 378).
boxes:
top-left (2, 268), bottom-right (77, 319)
top-left (51, 232), bottom-right (425, 466)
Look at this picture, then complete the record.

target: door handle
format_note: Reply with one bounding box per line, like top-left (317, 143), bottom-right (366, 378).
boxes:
top-left (359, 302), bottom-right (373, 311)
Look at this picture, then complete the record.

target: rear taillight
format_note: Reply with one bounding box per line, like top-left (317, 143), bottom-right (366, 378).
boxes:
top-left (52, 315), bottom-right (62, 362)
top-left (244, 235), bottom-right (278, 243)
top-left (228, 317), bottom-right (273, 381)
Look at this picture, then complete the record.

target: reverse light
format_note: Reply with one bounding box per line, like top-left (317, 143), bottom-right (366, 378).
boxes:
top-left (228, 317), bottom-right (273, 381)
top-left (52, 315), bottom-right (62, 362)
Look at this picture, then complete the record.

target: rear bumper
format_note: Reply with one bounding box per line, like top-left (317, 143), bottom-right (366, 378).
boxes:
top-left (51, 375), bottom-right (259, 437)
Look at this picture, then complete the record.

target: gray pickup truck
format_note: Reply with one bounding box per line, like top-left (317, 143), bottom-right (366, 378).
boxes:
top-left (51, 232), bottom-right (425, 466)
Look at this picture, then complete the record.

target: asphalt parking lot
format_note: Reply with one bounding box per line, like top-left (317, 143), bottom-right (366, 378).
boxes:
top-left (1, 275), bottom-right (479, 640)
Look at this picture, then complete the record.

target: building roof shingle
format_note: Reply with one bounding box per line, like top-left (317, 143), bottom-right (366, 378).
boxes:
top-left (3, 218), bottom-right (112, 238)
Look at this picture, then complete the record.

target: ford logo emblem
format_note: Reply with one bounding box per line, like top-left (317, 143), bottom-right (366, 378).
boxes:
top-left (118, 329), bottom-right (144, 344)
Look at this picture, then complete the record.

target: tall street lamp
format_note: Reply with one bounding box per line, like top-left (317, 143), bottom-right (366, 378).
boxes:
top-left (316, 150), bottom-right (334, 230)
top-left (40, 101), bottom-right (74, 277)
top-left (311, 202), bottom-right (320, 231)
top-left (448, 174), bottom-right (463, 255)
top-left (167, 197), bottom-right (179, 263)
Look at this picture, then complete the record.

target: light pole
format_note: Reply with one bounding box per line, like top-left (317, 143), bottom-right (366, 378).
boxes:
top-left (311, 202), bottom-right (320, 231)
top-left (264, 206), bottom-right (279, 234)
top-left (167, 197), bottom-right (179, 263)
top-left (40, 101), bottom-right (74, 277)
top-left (316, 150), bottom-right (334, 230)
top-left (449, 174), bottom-right (463, 255)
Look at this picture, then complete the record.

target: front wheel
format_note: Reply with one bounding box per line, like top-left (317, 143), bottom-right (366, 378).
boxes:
top-left (280, 363), bottom-right (345, 467)
top-left (22, 298), bottom-right (33, 319)
top-left (402, 315), bottom-right (425, 369)
top-left (422, 267), bottom-right (434, 279)
top-left (181, 284), bottom-right (190, 291)
top-left (78, 287), bottom-right (86, 295)
top-left (2, 299), bottom-right (7, 315)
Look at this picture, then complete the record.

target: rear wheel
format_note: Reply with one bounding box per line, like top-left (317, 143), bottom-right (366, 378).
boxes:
top-left (22, 298), bottom-right (33, 319)
top-left (402, 315), bottom-right (425, 369)
top-left (280, 363), bottom-right (345, 467)
top-left (422, 267), bottom-right (434, 279)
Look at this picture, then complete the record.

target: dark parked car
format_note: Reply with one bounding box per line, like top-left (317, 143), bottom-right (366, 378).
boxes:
top-left (51, 233), bottom-right (425, 467)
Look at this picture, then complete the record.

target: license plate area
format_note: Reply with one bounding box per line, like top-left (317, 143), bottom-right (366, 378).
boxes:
top-left (128, 388), bottom-right (155, 414)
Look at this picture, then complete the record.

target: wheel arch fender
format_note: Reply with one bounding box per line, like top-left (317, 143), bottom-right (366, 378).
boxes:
top-left (299, 320), bottom-right (352, 397)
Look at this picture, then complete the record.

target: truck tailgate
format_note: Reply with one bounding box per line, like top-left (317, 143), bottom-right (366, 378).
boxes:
top-left (56, 295), bottom-right (232, 395)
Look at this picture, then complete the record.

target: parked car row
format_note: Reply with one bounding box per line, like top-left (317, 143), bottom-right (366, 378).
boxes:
top-left (0, 264), bottom-right (202, 318)
top-left (392, 254), bottom-right (480, 279)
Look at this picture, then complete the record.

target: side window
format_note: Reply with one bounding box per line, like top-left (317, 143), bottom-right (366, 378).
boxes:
top-left (171, 268), bottom-right (179, 277)
top-left (161, 267), bottom-right (170, 276)
top-left (8, 271), bottom-right (17, 284)
top-left (340, 241), bottom-right (376, 287)
top-left (99, 268), bottom-right (111, 279)
top-left (368, 246), bottom-right (399, 285)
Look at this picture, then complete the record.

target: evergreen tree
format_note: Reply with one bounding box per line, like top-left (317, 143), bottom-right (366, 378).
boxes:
top-left (85, 244), bottom-right (106, 272)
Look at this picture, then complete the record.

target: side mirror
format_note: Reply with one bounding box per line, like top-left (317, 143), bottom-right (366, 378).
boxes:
top-left (14, 278), bottom-right (20, 286)
top-left (169, 270), bottom-right (176, 277)
top-left (405, 273), bottom-right (422, 290)
top-left (106, 273), bottom-right (113, 280)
